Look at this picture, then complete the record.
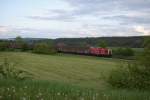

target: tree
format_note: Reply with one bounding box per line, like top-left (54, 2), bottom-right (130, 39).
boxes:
top-left (99, 40), bottom-right (107, 48)
top-left (15, 36), bottom-right (24, 43)
top-left (14, 36), bottom-right (29, 51)
top-left (14, 36), bottom-right (24, 49)
top-left (139, 37), bottom-right (150, 67)
top-left (33, 42), bottom-right (56, 54)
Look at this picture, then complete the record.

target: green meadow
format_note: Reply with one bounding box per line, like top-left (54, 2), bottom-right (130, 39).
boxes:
top-left (0, 52), bottom-right (149, 100)
top-left (0, 52), bottom-right (119, 89)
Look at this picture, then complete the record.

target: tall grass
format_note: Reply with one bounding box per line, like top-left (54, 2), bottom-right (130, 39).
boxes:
top-left (0, 79), bottom-right (150, 100)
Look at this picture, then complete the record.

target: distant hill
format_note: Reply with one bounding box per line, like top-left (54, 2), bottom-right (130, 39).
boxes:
top-left (54, 36), bottom-right (149, 48)
top-left (1, 36), bottom-right (149, 48)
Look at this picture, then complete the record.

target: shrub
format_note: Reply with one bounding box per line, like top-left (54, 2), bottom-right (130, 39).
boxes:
top-left (0, 41), bottom-right (9, 51)
top-left (107, 64), bottom-right (130, 88)
top-left (107, 63), bottom-right (150, 89)
top-left (33, 42), bottom-right (56, 54)
top-left (107, 37), bottom-right (150, 90)
top-left (113, 47), bottom-right (134, 57)
top-left (21, 42), bottom-right (30, 51)
top-left (0, 58), bottom-right (32, 80)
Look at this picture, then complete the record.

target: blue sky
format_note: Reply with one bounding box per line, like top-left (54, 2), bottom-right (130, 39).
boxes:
top-left (0, 0), bottom-right (150, 38)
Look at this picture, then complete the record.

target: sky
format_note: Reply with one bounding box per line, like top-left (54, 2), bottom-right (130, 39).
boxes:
top-left (0, 0), bottom-right (150, 39)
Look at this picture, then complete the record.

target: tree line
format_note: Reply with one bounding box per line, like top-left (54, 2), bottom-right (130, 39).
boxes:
top-left (54, 36), bottom-right (146, 48)
top-left (0, 36), bottom-right (56, 54)
top-left (0, 36), bottom-right (149, 57)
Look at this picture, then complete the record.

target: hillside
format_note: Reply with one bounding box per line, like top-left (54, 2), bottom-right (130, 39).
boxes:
top-left (1, 36), bottom-right (149, 48)
top-left (54, 36), bottom-right (148, 48)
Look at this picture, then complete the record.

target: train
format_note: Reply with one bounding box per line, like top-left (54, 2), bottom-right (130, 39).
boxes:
top-left (57, 44), bottom-right (112, 57)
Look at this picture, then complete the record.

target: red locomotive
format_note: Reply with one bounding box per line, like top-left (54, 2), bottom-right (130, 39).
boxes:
top-left (90, 47), bottom-right (112, 56)
top-left (57, 43), bottom-right (112, 57)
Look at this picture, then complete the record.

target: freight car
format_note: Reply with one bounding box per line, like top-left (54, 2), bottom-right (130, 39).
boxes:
top-left (57, 45), bottom-right (112, 57)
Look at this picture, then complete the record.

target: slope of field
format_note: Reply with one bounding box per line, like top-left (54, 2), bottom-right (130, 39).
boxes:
top-left (0, 52), bottom-right (122, 89)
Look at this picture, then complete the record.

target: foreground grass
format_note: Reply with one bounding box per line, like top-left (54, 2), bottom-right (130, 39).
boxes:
top-left (0, 80), bottom-right (150, 100)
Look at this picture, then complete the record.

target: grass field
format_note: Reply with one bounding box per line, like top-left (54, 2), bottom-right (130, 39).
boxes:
top-left (0, 52), bottom-right (122, 89)
top-left (0, 52), bottom-right (150, 100)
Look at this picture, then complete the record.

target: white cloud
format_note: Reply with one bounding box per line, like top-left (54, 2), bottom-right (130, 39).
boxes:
top-left (0, 26), bottom-right (10, 33)
top-left (134, 26), bottom-right (150, 35)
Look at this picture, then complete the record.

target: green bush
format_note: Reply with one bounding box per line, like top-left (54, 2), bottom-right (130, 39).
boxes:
top-left (0, 41), bottom-right (9, 51)
top-left (33, 42), bottom-right (56, 54)
top-left (107, 64), bottom-right (130, 88)
top-left (0, 58), bottom-right (32, 80)
top-left (21, 42), bottom-right (30, 51)
top-left (107, 63), bottom-right (150, 89)
top-left (113, 47), bottom-right (134, 57)
top-left (107, 38), bottom-right (150, 90)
